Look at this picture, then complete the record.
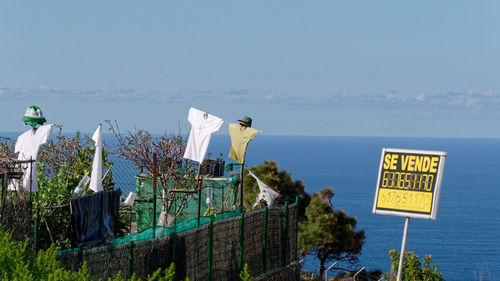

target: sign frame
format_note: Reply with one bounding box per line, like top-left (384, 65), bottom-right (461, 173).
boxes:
top-left (372, 148), bottom-right (446, 220)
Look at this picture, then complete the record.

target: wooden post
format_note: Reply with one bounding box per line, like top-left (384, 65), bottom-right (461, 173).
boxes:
top-left (197, 179), bottom-right (203, 226)
top-left (239, 163), bottom-right (244, 211)
top-left (34, 192), bottom-right (40, 253)
top-left (197, 164), bottom-right (203, 226)
top-left (29, 158), bottom-right (33, 222)
top-left (1, 173), bottom-right (7, 217)
top-left (152, 153), bottom-right (157, 238)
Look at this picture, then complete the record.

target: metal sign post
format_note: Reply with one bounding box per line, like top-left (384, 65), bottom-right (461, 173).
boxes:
top-left (396, 217), bottom-right (410, 281)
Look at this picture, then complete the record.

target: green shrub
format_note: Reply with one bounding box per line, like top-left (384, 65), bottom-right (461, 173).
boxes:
top-left (384, 249), bottom-right (444, 281)
top-left (239, 263), bottom-right (253, 281)
top-left (0, 227), bottom-right (91, 280)
top-left (0, 227), bottom-right (187, 281)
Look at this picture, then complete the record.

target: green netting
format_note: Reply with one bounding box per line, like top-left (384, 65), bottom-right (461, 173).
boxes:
top-left (112, 210), bottom-right (240, 245)
top-left (134, 175), bottom-right (163, 232)
top-left (135, 175), bottom-right (237, 232)
top-left (57, 203), bottom-right (298, 281)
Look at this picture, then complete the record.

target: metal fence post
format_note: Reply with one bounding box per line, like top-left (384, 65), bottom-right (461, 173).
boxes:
top-left (78, 246), bottom-right (83, 268)
top-left (262, 206), bottom-right (268, 273)
top-left (282, 201), bottom-right (289, 266)
top-left (295, 196), bottom-right (299, 261)
top-left (128, 241), bottom-right (134, 279)
top-left (170, 231), bottom-right (176, 264)
top-left (239, 213), bottom-right (245, 271)
top-left (208, 218), bottom-right (213, 281)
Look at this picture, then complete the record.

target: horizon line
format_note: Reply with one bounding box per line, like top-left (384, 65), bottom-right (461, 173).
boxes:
top-left (1, 131), bottom-right (499, 140)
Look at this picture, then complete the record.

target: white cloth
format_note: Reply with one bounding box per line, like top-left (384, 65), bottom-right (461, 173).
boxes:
top-left (124, 192), bottom-right (137, 206)
top-left (249, 170), bottom-right (279, 208)
top-left (10, 124), bottom-right (54, 192)
top-left (89, 124), bottom-right (103, 192)
top-left (183, 107), bottom-right (224, 163)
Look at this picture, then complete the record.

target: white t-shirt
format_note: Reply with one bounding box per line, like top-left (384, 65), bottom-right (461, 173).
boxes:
top-left (11, 124), bottom-right (55, 192)
top-left (183, 107), bottom-right (224, 163)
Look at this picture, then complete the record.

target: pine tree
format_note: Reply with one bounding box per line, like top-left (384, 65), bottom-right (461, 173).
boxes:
top-left (298, 187), bottom-right (365, 278)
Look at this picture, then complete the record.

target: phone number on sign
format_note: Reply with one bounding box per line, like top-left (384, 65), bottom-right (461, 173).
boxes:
top-left (376, 189), bottom-right (432, 213)
top-left (380, 171), bottom-right (435, 191)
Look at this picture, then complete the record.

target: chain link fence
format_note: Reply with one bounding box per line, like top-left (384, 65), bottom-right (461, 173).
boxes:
top-left (111, 159), bottom-right (139, 195)
top-left (0, 156), bottom-right (300, 280)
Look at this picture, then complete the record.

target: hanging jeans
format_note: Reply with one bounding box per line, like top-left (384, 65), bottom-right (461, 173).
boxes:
top-left (68, 190), bottom-right (121, 247)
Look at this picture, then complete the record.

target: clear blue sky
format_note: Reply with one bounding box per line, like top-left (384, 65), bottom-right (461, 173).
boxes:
top-left (1, 1), bottom-right (500, 137)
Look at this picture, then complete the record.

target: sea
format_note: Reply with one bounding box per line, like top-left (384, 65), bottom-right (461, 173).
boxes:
top-left (3, 132), bottom-right (499, 280)
top-left (206, 135), bottom-right (500, 281)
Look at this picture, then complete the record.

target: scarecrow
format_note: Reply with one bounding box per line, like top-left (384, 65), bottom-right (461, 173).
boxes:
top-left (10, 105), bottom-right (54, 192)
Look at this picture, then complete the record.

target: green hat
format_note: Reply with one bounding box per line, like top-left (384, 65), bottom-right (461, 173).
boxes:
top-left (22, 105), bottom-right (47, 127)
top-left (238, 116), bottom-right (252, 127)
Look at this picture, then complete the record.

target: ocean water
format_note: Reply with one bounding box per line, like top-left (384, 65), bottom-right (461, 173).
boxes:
top-left (3, 132), bottom-right (499, 280)
top-left (207, 135), bottom-right (500, 281)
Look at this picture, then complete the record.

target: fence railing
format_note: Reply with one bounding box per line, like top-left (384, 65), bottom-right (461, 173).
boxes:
top-left (57, 202), bottom-right (298, 281)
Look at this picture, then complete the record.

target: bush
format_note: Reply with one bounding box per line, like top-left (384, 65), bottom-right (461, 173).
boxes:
top-left (0, 226), bottom-right (189, 281)
top-left (37, 130), bottom-right (115, 249)
top-left (383, 249), bottom-right (444, 281)
top-left (0, 227), bottom-right (92, 280)
top-left (239, 263), bottom-right (253, 281)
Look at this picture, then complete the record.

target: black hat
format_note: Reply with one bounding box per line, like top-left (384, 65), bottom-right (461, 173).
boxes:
top-left (238, 116), bottom-right (252, 127)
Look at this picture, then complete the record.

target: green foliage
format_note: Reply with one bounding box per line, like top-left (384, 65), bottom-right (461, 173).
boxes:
top-left (0, 226), bottom-right (189, 281)
top-left (383, 249), bottom-right (444, 281)
top-left (36, 131), bottom-right (115, 249)
top-left (0, 136), bottom-right (15, 160)
top-left (105, 264), bottom-right (189, 281)
top-left (38, 131), bottom-right (114, 205)
top-left (1, 131), bottom-right (118, 248)
top-left (242, 160), bottom-right (310, 217)
top-left (244, 162), bottom-right (368, 278)
top-left (107, 120), bottom-right (198, 222)
top-left (0, 227), bottom-right (92, 280)
top-left (298, 187), bottom-right (365, 278)
top-left (203, 206), bottom-right (216, 217)
top-left (239, 263), bottom-right (253, 281)
top-left (141, 263), bottom-right (189, 281)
